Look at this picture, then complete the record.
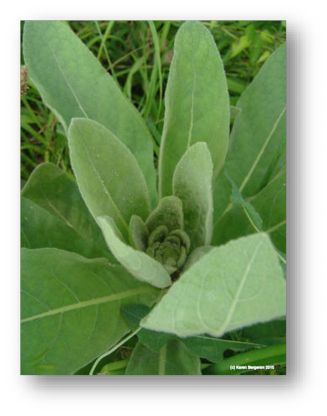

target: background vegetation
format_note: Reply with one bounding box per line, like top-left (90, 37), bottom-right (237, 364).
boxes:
top-left (21, 20), bottom-right (286, 182)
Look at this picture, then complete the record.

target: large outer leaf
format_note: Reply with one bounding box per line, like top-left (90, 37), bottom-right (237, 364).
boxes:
top-left (21, 248), bottom-right (158, 375)
top-left (23, 21), bottom-right (157, 203)
top-left (173, 142), bottom-right (213, 248)
top-left (142, 233), bottom-right (286, 337)
top-left (97, 216), bottom-right (171, 289)
top-left (158, 21), bottom-right (229, 197)
top-left (213, 44), bottom-right (286, 229)
top-left (68, 118), bottom-right (151, 240)
top-left (21, 163), bottom-right (110, 259)
top-left (125, 339), bottom-right (201, 375)
top-left (214, 169), bottom-right (286, 253)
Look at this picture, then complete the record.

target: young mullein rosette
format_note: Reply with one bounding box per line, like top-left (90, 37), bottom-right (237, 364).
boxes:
top-left (67, 21), bottom-right (285, 339)
top-left (22, 20), bottom-right (286, 374)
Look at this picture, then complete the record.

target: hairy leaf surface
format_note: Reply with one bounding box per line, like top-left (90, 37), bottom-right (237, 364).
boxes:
top-left (213, 44), bottom-right (286, 232)
top-left (173, 142), bottom-right (213, 248)
top-left (68, 119), bottom-right (151, 240)
top-left (145, 196), bottom-right (183, 233)
top-left (97, 216), bottom-right (171, 289)
top-left (129, 215), bottom-right (149, 251)
top-left (21, 163), bottom-right (110, 259)
top-left (214, 169), bottom-right (286, 253)
top-left (23, 21), bottom-right (157, 203)
top-left (159, 21), bottom-right (229, 196)
top-left (21, 248), bottom-right (158, 374)
top-left (142, 234), bottom-right (286, 337)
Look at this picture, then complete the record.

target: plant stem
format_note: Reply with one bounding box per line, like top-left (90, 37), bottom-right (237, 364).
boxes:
top-left (89, 327), bottom-right (141, 375)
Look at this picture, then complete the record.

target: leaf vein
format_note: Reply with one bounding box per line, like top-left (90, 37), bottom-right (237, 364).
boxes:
top-left (21, 287), bottom-right (151, 324)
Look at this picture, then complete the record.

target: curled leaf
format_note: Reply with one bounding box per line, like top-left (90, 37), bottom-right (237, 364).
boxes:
top-left (145, 196), bottom-right (184, 233)
top-left (97, 216), bottom-right (171, 289)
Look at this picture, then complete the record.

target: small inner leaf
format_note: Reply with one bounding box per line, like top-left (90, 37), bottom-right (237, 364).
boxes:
top-left (148, 225), bottom-right (169, 246)
top-left (97, 216), bottom-right (172, 289)
top-left (173, 142), bottom-right (214, 249)
top-left (129, 215), bottom-right (149, 251)
top-left (145, 196), bottom-right (184, 233)
top-left (145, 226), bottom-right (191, 275)
top-left (169, 229), bottom-right (191, 252)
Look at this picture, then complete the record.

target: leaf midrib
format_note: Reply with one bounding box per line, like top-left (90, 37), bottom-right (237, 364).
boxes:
top-left (79, 133), bottom-right (129, 232)
top-left (21, 286), bottom-right (151, 323)
top-left (49, 43), bottom-right (89, 119)
top-left (214, 117), bottom-right (286, 230)
top-left (217, 240), bottom-right (263, 335)
top-left (239, 106), bottom-right (286, 192)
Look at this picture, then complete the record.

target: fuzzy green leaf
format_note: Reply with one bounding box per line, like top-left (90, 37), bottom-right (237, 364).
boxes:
top-left (182, 245), bottom-right (214, 271)
top-left (21, 163), bottom-right (110, 259)
top-left (129, 215), bottom-right (149, 251)
top-left (214, 169), bottom-right (286, 253)
top-left (23, 21), bottom-right (157, 204)
top-left (213, 44), bottom-right (286, 228)
top-left (145, 196), bottom-right (184, 233)
top-left (125, 339), bottom-right (201, 375)
top-left (173, 142), bottom-right (213, 248)
top-left (142, 233), bottom-right (286, 337)
top-left (68, 118), bottom-right (151, 240)
top-left (97, 216), bottom-right (171, 289)
top-left (158, 21), bottom-right (230, 197)
top-left (21, 248), bottom-right (158, 375)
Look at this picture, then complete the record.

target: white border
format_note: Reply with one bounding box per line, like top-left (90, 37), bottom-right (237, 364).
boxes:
top-left (1, 0), bottom-right (326, 414)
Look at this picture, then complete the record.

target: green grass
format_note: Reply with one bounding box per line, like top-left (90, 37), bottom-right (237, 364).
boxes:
top-left (21, 20), bottom-right (286, 181)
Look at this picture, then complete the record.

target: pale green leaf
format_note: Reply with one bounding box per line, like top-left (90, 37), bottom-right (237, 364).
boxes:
top-left (158, 21), bottom-right (230, 197)
top-left (213, 44), bottom-right (286, 230)
top-left (227, 44), bottom-right (286, 196)
top-left (183, 245), bottom-right (214, 271)
top-left (125, 339), bottom-right (201, 375)
top-left (145, 196), bottom-right (184, 233)
top-left (21, 163), bottom-right (110, 259)
top-left (129, 215), bottom-right (149, 251)
top-left (21, 248), bottom-right (158, 375)
top-left (23, 21), bottom-right (157, 204)
top-left (228, 173), bottom-right (263, 231)
top-left (142, 233), bottom-right (286, 337)
top-left (252, 171), bottom-right (286, 253)
top-left (97, 216), bottom-right (171, 289)
top-left (68, 118), bottom-right (151, 240)
top-left (213, 169), bottom-right (286, 253)
top-left (173, 142), bottom-right (213, 248)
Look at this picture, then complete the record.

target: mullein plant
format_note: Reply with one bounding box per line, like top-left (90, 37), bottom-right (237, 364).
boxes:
top-left (21, 21), bottom-right (286, 375)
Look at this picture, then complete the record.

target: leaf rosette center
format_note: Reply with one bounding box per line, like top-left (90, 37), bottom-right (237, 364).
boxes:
top-left (146, 225), bottom-right (191, 274)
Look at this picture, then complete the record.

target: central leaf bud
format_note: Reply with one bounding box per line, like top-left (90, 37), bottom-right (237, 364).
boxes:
top-left (145, 225), bottom-right (191, 275)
